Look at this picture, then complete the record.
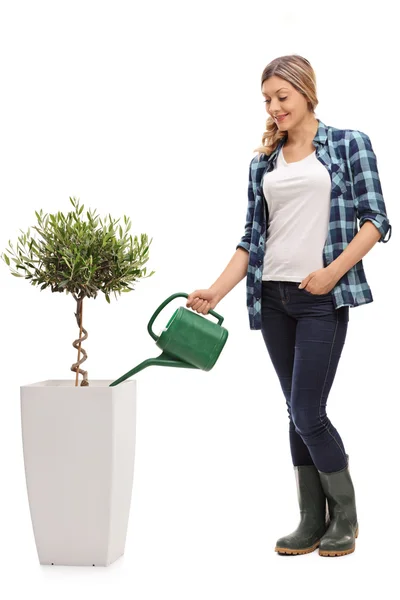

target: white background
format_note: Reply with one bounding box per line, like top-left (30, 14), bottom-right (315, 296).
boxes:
top-left (0, 0), bottom-right (398, 597)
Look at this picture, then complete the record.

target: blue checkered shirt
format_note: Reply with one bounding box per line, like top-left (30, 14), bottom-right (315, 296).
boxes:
top-left (236, 118), bottom-right (392, 330)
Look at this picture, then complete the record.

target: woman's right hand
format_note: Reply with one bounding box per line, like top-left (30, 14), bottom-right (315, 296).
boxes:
top-left (186, 288), bottom-right (221, 314)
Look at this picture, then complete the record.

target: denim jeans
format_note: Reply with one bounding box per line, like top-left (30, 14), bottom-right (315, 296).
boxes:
top-left (261, 280), bottom-right (349, 473)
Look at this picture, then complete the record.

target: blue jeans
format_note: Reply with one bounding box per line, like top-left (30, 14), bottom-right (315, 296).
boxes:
top-left (261, 280), bottom-right (349, 473)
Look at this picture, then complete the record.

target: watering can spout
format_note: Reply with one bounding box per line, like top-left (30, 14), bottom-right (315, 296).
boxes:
top-left (109, 351), bottom-right (197, 387)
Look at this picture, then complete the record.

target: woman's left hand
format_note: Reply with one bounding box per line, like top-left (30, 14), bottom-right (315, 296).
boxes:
top-left (298, 267), bottom-right (338, 295)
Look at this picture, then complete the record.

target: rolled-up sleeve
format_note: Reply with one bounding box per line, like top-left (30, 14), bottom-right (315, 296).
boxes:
top-left (236, 157), bottom-right (256, 253)
top-left (349, 131), bottom-right (392, 243)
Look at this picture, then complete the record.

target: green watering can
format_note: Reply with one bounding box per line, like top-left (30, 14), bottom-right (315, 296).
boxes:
top-left (109, 293), bottom-right (229, 387)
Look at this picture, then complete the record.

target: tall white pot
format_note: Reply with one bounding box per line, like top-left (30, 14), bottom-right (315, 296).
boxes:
top-left (20, 379), bottom-right (137, 567)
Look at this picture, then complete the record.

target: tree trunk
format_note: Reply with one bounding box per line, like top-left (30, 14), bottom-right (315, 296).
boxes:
top-left (71, 293), bottom-right (89, 386)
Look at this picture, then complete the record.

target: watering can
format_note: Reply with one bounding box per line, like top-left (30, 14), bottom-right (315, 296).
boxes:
top-left (109, 293), bottom-right (229, 386)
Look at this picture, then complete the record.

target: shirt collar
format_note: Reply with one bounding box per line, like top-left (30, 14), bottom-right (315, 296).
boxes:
top-left (260, 117), bottom-right (328, 162)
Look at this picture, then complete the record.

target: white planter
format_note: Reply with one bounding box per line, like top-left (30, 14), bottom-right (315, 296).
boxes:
top-left (20, 379), bottom-right (137, 567)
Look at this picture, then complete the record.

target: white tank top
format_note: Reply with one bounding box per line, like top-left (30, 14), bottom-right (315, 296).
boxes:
top-left (262, 145), bottom-right (332, 282)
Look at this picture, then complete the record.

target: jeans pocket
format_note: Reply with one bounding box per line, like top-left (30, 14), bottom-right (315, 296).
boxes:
top-left (302, 287), bottom-right (331, 297)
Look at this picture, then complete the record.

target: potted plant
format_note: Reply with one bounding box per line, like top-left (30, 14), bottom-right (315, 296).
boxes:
top-left (1, 196), bottom-right (155, 567)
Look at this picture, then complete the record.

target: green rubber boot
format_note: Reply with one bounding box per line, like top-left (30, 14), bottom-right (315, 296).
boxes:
top-left (317, 454), bottom-right (359, 557)
top-left (275, 464), bottom-right (330, 555)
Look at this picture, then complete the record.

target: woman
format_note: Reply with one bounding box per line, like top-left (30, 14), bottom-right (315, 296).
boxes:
top-left (186, 54), bottom-right (392, 557)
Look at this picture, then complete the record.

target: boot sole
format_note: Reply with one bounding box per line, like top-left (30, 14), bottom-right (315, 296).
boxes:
top-left (318, 526), bottom-right (359, 557)
top-left (275, 539), bottom-right (320, 555)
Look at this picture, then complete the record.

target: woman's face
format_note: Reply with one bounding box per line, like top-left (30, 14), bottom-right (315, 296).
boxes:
top-left (261, 75), bottom-right (309, 130)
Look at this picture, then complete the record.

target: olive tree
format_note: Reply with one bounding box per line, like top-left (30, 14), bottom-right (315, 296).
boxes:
top-left (1, 196), bottom-right (155, 386)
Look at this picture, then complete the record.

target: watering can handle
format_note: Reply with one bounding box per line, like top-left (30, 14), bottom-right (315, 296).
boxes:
top-left (147, 292), bottom-right (225, 342)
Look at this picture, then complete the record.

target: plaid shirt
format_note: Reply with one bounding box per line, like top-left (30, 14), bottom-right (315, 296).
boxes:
top-left (236, 118), bottom-right (392, 330)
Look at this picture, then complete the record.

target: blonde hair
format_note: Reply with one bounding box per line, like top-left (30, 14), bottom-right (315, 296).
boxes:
top-left (254, 55), bottom-right (318, 157)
